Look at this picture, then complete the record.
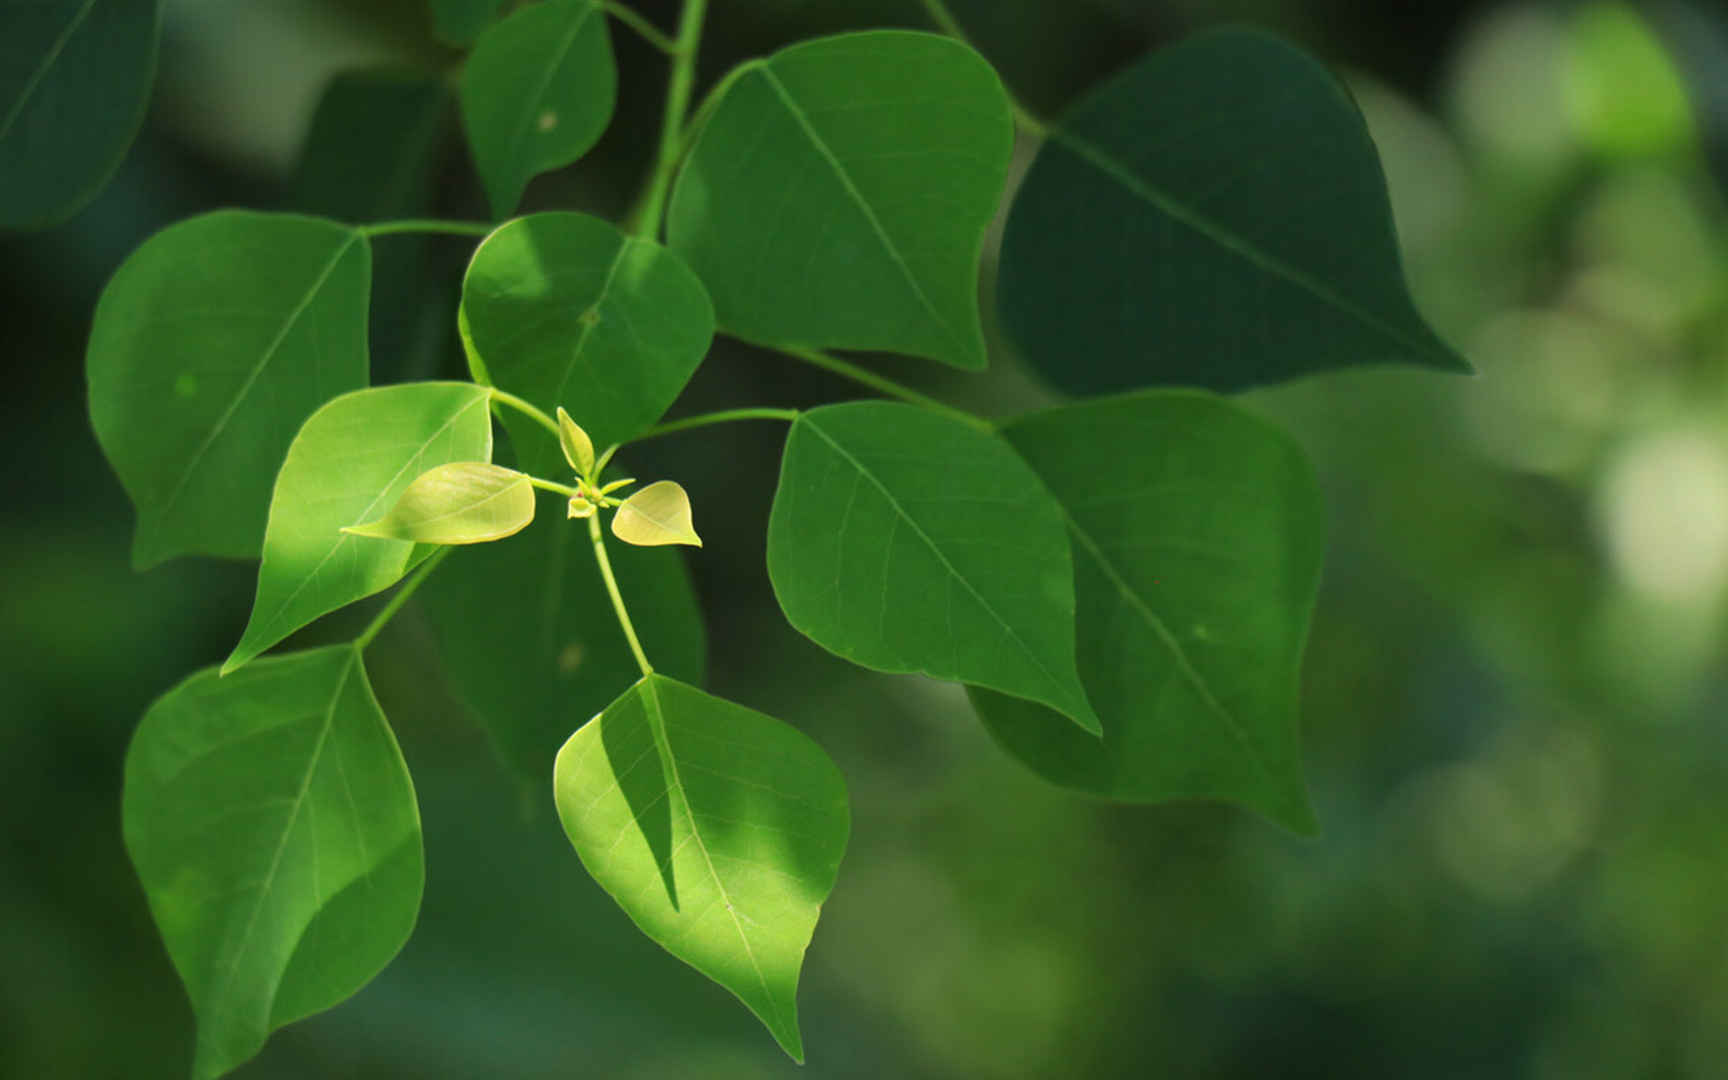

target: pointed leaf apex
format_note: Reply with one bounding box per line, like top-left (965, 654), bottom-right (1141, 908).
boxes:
top-left (557, 407), bottom-right (596, 477)
top-left (611, 481), bottom-right (701, 547)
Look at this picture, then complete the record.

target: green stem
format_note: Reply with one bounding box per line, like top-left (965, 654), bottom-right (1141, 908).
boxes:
top-left (603, 2), bottom-right (678, 54)
top-left (589, 515), bottom-right (653, 676)
top-left (360, 219), bottom-right (494, 239)
top-left (488, 388), bottom-right (561, 439)
top-left (529, 476), bottom-right (578, 497)
top-left (771, 344), bottom-right (994, 432)
top-left (627, 0), bottom-right (708, 237)
top-left (914, 0), bottom-right (1049, 137)
top-left (635, 407), bottom-right (799, 443)
top-left (354, 547), bottom-right (452, 650)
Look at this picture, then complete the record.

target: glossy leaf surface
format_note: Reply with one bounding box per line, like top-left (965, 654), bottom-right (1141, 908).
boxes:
top-left (124, 646), bottom-right (421, 1080)
top-left (667, 31), bottom-right (1013, 370)
top-left (612, 481), bottom-right (701, 548)
top-left (460, 0), bottom-right (614, 218)
top-left (554, 674), bottom-right (848, 1061)
top-left (226, 383), bottom-right (494, 673)
top-left (972, 392), bottom-right (1323, 832)
top-left (87, 211), bottom-right (371, 568)
top-left (344, 462), bottom-right (534, 544)
top-left (768, 402), bottom-right (1099, 733)
top-left (997, 28), bottom-right (1465, 394)
top-left (462, 212), bottom-right (714, 451)
top-left (1, 0), bottom-right (160, 228)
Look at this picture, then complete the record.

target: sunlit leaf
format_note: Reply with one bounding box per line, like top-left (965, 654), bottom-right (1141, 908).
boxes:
top-left (124, 646), bottom-right (421, 1080)
top-left (667, 30), bottom-right (1013, 370)
top-left (87, 211), bottom-right (371, 568)
top-left (344, 462), bottom-right (534, 544)
top-left (767, 402), bottom-right (1100, 733)
top-left (557, 406), bottom-right (596, 477)
top-left (554, 674), bottom-right (848, 1062)
top-left (612, 481), bottom-right (701, 548)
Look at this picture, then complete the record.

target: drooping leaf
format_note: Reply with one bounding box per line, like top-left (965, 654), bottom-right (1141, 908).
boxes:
top-left (421, 491), bottom-right (705, 784)
top-left (344, 462), bottom-right (534, 544)
top-left (430, 0), bottom-right (508, 46)
top-left (612, 481), bottom-right (701, 548)
top-left (557, 406), bottom-right (595, 477)
top-left (0, 0), bottom-right (161, 229)
top-left (666, 30), bottom-right (1014, 370)
top-left (767, 402), bottom-right (1099, 733)
top-left (124, 646), bottom-right (422, 1080)
top-left (461, 212), bottom-right (714, 455)
top-left (289, 68), bottom-right (452, 223)
top-left (460, 0), bottom-right (614, 218)
top-left (553, 674), bottom-right (848, 1062)
top-left (970, 392), bottom-right (1323, 833)
top-left (225, 383), bottom-right (494, 674)
top-left (997, 28), bottom-right (1466, 394)
top-left (87, 211), bottom-right (372, 569)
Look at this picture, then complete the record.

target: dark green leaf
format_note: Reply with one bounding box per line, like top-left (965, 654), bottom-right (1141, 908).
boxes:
top-left (997, 28), bottom-right (1466, 394)
top-left (461, 212), bottom-right (714, 451)
top-left (124, 646), bottom-right (422, 1080)
top-left (971, 391), bottom-right (1323, 832)
top-left (554, 674), bottom-right (848, 1062)
top-left (460, 0), bottom-right (614, 218)
top-left (667, 31), bottom-right (1013, 370)
top-left (430, 0), bottom-right (507, 46)
top-left (422, 490), bottom-right (706, 784)
top-left (767, 402), bottom-right (1099, 733)
top-left (290, 68), bottom-right (452, 223)
top-left (87, 211), bottom-right (371, 569)
top-left (225, 383), bottom-right (494, 674)
top-left (0, 0), bottom-right (160, 228)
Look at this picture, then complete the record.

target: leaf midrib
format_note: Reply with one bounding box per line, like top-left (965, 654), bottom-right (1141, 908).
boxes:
top-left (550, 234), bottom-right (632, 412)
top-left (0, 0), bottom-right (98, 141)
top-left (498, 0), bottom-right (597, 197)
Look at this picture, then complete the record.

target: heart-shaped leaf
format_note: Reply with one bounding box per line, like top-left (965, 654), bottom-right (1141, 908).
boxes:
top-left (344, 462), bottom-right (534, 545)
top-left (612, 481), bottom-right (701, 548)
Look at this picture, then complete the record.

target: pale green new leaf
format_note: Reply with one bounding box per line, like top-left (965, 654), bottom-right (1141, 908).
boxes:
top-left (666, 31), bottom-right (1013, 370)
top-left (225, 383), bottom-right (494, 674)
top-left (124, 646), bottom-right (421, 1080)
top-left (87, 211), bottom-right (371, 568)
top-left (460, 0), bottom-right (614, 218)
top-left (767, 402), bottom-right (1100, 734)
top-left (612, 481), bottom-right (701, 548)
top-left (970, 392), bottom-right (1324, 833)
top-left (344, 462), bottom-right (534, 545)
top-left (554, 674), bottom-right (848, 1062)
top-left (557, 406), bottom-right (595, 478)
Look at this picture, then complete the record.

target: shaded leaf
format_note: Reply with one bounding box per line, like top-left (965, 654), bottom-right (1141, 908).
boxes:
top-left (554, 674), bottom-right (848, 1062)
top-left (124, 646), bottom-right (421, 1080)
top-left (225, 383), bottom-right (494, 674)
top-left (971, 392), bottom-right (1323, 832)
top-left (430, 0), bottom-right (507, 46)
top-left (997, 28), bottom-right (1465, 394)
top-left (667, 30), bottom-right (1013, 370)
top-left (767, 402), bottom-right (1099, 733)
top-left (87, 211), bottom-right (371, 568)
top-left (344, 462), bottom-right (534, 544)
top-left (612, 481), bottom-right (701, 548)
top-left (290, 67), bottom-right (452, 223)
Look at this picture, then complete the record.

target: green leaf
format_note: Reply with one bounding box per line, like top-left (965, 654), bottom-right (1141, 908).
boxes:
top-left (461, 212), bottom-right (714, 452)
top-left (553, 674), bottom-right (848, 1062)
top-left (421, 491), bottom-right (705, 784)
top-left (124, 646), bottom-right (422, 1080)
top-left (997, 28), bottom-right (1466, 394)
top-left (460, 0), bottom-right (614, 218)
top-left (970, 392), bottom-right (1324, 833)
top-left (612, 481), bottom-right (701, 548)
top-left (87, 211), bottom-right (372, 569)
top-left (0, 0), bottom-right (161, 229)
top-left (225, 383), bottom-right (494, 674)
top-left (290, 68), bottom-right (452, 223)
top-left (556, 406), bottom-right (596, 478)
top-left (767, 402), bottom-right (1100, 733)
top-left (666, 31), bottom-right (1013, 370)
top-left (343, 462), bottom-right (534, 544)
top-left (430, 0), bottom-right (507, 46)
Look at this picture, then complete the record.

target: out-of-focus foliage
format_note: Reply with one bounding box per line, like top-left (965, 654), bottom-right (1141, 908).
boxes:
top-left (5, 1), bottom-right (1728, 1077)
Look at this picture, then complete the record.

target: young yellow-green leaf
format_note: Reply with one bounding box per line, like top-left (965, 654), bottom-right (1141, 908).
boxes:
top-left (1, 0), bottom-right (161, 228)
top-left (461, 213), bottom-right (715, 456)
top-left (557, 406), bottom-right (595, 478)
top-left (970, 392), bottom-right (1324, 833)
top-left (430, 0), bottom-right (507, 46)
top-left (611, 481), bottom-right (701, 548)
top-left (124, 646), bottom-right (421, 1080)
top-left (997, 28), bottom-right (1466, 394)
top-left (87, 211), bottom-right (371, 569)
top-left (225, 383), bottom-right (493, 674)
top-left (343, 462), bottom-right (534, 545)
top-left (421, 491), bottom-right (705, 784)
top-left (554, 674), bottom-right (848, 1062)
top-left (460, 0), bottom-right (614, 218)
top-left (666, 31), bottom-right (1013, 370)
top-left (767, 402), bottom-right (1100, 734)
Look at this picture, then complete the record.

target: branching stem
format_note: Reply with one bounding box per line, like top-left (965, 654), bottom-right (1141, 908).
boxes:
top-left (489, 388), bottom-right (561, 439)
top-left (354, 547), bottom-right (452, 650)
top-left (770, 344), bottom-right (994, 432)
top-left (529, 476), bottom-right (578, 497)
top-left (635, 407), bottom-right (799, 443)
top-left (603, 2), bottom-right (678, 54)
top-left (628, 0), bottom-right (708, 237)
top-left (360, 219), bottom-right (494, 239)
top-left (589, 515), bottom-right (653, 676)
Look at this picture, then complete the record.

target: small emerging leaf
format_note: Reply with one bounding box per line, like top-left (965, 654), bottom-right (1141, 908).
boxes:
top-left (344, 463), bottom-right (534, 545)
top-left (567, 497), bottom-right (596, 519)
top-left (557, 406), bottom-right (596, 477)
top-left (611, 481), bottom-right (701, 547)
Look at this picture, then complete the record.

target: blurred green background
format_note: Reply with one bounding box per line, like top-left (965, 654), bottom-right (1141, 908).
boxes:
top-left (7, 0), bottom-right (1728, 1076)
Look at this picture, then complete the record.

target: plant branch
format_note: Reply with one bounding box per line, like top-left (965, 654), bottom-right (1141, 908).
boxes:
top-left (634, 407), bottom-right (800, 443)
top-left (589, 514), bottom-right (653, 676)
top-left (529, 476), bottom-right (578, 496)
top-left (627, 0), bottom-right (709, 237)
top-left (360, 219), bottom-right (494, 239)
top-left (770, 344), bottom-right (994, 432)
top-left (914, 0), bottom-right (1049, 137)
top-left (603, 2), bottom-right (678, 54)
top-left (488, 388), bottom-right (561, 439)
top-left (354, 547), bottom-right (452, 650)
